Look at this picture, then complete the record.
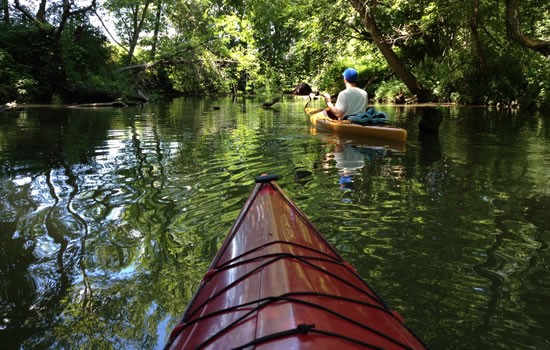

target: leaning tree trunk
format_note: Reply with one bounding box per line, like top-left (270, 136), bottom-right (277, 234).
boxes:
top-left (348, 0), bottom-right (433, 102)
top-left (470, 0), bottom-right (487, 75)
top-left (126, 0), bottom-right (152, 65)
top-left (505, 0), bottom-right (550, 56)
top-left (150, 0), bottom-right (163, 60)
top-left (2, 0), bottom-right (9, 24)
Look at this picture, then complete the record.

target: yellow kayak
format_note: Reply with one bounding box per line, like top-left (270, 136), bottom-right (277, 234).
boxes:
top-left (305, 108), bottom-right (407, 142)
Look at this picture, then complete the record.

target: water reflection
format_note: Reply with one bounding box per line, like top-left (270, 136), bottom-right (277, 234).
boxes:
top-left (336, 143), bottom-right (392, 191)
top-left (0, 99), bottom-right (549, 349)
top-left (317, 135), bottom-right (405, 206)
top-left (331, 142), bottom-right (365, 191)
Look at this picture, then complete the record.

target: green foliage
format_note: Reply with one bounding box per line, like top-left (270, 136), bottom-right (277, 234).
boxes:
top-left (0, 21), bottom-right (132, 103)
top-left (1, 0), bottom-right (547, 107)
top-left (213, 13), bottom-right (261, 93)
top-left (528, 57), bottom-right (550, 109)
top-left (414, 52), bottom-right (475, 104)
top-left (59, 25), bottom-right (129, 102)
top-left (0, 27), bottom-right (44, 102)
top-left (375, 79), bottom-right (408, 103)
top-left (0, 49), bottom-right (22, 101)
top-left (168, 51), bottom-right (233, 95)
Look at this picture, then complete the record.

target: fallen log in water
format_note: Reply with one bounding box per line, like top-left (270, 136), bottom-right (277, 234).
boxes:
top-left (68, 101), bottom-right (129, 108)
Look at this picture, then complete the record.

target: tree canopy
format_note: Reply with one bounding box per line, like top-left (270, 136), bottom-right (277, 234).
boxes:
top-left (0, 0), bottom-right (548, 108)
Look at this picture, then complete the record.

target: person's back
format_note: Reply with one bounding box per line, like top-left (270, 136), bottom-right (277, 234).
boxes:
top-left (322, 68), bottom-right (368, 120)
top-left (335, 86), bottom-right (368, 117)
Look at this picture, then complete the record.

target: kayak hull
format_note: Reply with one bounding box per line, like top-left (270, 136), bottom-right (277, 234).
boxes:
top-left (305, 107), bottom-right (407, 142)
top-left (167, 176), bottom-right (426, 349)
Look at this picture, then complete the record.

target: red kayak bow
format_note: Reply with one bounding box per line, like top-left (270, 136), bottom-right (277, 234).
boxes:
top-left (166, 174), bottom-right (427, 349)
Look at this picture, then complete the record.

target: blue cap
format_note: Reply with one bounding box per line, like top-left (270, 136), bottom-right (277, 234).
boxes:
top-left (342, 68), bottom-right (358, 83)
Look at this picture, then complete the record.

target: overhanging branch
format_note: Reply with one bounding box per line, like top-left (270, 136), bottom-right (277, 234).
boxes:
top-left (505, 0), bottom-right (550, 56)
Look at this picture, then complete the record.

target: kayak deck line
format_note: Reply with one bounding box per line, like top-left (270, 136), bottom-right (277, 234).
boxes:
top-left (171, 293), bottom-right (414, 350)
top-left (214, 239), bottom-right (342, 267)
top-left (231, 323), bottom-right (316, 350)
top-left (231, 322), bottom-right (410, 350)
top-left (167, 176), bottom-right (428, 349)
top-left (204, 239), bottom-right (385, 304)
top-left (184, 252), bottom-right (387, 321)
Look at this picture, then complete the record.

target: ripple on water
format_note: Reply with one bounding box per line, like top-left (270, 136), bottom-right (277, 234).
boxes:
top-left (2, 100), bottom-right (549, 349)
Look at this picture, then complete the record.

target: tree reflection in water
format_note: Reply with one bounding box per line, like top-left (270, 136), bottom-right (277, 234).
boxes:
top-left (0, 99), bottom-right (549, 349)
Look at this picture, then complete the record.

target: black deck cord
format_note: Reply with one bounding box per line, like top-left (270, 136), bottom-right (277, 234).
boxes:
top-left (167, 291), bottom-right (389, 344)
top-left (232, 324), bottom-right (388, 350)
top-left (185, 294), bottom-right (414, 350)
top-left (210, 239), bottom-right (388, 308)
top-left (214, 239), bottom-right (387, 308)
top-left (215, 245), bottom-right (388, 306)
top-left (184, 253), bottom-right (384, 321)
top-left (231, 323), bottom-right (315, 350)
top-left (178, 178), bottom-right (271, 323)
top-left (237, 177), bottom-right (392, 311)
top-left (259, 179), bottom-right (394, 310)
top-left (254, 176), bottom-right (428, 348)
top-left (206, 237), bottom-right (388, 309)
top-left (168, 177), bottom-right (425, 349)
top-left (183, 253), bottom-right (348, 320)
top-left (217, 239), bottom-right (340, 268)
top-left (183, 253), bottom-right (384, 321)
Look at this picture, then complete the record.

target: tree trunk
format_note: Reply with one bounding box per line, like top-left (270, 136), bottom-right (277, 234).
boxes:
top-left (2, 0), bottom-right (9, 24)
top-left (505, 0), bottom-right (550, 56)
top-left (126, 0), bottom-right (152, 65)
top-left (36, 0), bottom-right (47, 23)
top-left (55, 0), bottom-right (71, 40)
top-left (14, 0), bottom-right (96, 39)
top-left (150, 0), bottom-right (163, 60)
top-left (470, 0), bottom-right (487, 75)
top-left (348, 0), bottom-right (433, 102)
top-left (14, 0), bottom-right (52, 31)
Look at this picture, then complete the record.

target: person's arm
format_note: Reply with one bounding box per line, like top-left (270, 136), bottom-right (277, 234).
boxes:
top-left (322, 93), bottom-right (345, 120)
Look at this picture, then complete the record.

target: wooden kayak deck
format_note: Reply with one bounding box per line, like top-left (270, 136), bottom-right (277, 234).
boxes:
top-left (166, 175), bottom-right (426, 349)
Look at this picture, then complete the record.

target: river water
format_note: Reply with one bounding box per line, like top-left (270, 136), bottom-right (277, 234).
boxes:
top-left (1, 96), bottom-right (549, 349)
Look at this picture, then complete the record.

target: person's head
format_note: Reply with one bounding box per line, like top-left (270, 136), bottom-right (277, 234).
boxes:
top-left (342, 68), bottom-right (358, 83)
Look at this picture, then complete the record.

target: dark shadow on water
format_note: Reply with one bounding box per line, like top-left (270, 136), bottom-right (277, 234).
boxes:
top-left (418, 107), bottom-right (443, 165)
top-left (418, 131), bottom-right (441, 166)
top-left (418, 107), bottom-right (443, 134)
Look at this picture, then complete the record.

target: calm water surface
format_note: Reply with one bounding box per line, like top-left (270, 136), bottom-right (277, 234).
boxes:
top-left (1, 97), bottom-right (549, 349)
